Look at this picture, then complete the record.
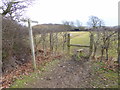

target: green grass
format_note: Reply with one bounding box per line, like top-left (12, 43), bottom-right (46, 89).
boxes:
top-left (70, 32), bottom-right (90, 45)
top-left (11, 73), bottom-right (40, 88)
top-left (69, 32), bottom-right (90, 55)
top-left (11, 59), bottom-right (60, 88)
top-left (91, 61), bottom-right (118, 88)
top-left (69, 31), bottom-right (118, 58)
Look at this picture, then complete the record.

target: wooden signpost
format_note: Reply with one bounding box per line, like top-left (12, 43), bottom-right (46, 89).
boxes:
top-left (21, 19), bottom-right (38, 70)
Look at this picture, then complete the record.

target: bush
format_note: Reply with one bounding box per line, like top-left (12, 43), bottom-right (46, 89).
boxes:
top-left (2, 17), bottom-right (31, 74)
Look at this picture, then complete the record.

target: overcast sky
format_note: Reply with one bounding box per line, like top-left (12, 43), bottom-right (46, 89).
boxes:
top-left (25, 0), bottom-right (119, 26)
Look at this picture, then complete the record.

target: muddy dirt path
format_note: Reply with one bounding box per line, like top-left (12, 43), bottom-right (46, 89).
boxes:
top-left (24, 58), bottom-right (93, 88)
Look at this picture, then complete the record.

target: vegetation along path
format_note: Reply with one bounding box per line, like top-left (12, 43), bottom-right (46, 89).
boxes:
top-left (11, 57), bottom-right (118, 88)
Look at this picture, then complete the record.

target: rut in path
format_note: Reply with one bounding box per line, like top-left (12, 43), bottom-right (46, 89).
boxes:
top-left (24, 58), bottom-right (93, 88)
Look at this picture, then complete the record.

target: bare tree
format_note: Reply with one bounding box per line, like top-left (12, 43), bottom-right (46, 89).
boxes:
top-left (87, 16), bottom-right (105, 58)
top-left (1, 0), bottom-right (35, 20)
top-left (2, 17), bottom-right (31, 73)
top-left (100, 28), bottom-right (117, 61)
top-left (87, 16), bottom-right (104, 28)
top-left (62, 20), bottom-right (75, 30)
top-left (62, 21), bottom-right (72, 26)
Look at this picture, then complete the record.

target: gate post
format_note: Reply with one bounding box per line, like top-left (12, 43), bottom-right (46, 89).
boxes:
top-left (89, 32), bottom-right (94, 57)
top-left (50, 33), bottom-right (53, 52)
top-left (67, 33), bottom-right (70, 54)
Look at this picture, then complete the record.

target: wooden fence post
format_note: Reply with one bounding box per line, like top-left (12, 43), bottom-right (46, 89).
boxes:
top-left (42, 34), bottom-right (46, 51)
top-left (50, 33), bottom-right (53, 52)
top-left (55, 33), bottom-right (58, 53)
top-left (89, 32), bottom-right (94, 57)
top-left (63, 33), bottom-right (65, 51)
top-left (67, 33), bottom-right (70, 54)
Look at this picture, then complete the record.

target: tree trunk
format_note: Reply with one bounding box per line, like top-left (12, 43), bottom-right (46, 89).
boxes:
top-left (93, 43), bottom-right (97, 58)
top-left (105, 48), bottom-right (109, 60)
top-left (67, 33), bottom-right (70, 54)
top-left (105, 38), bottom-right (110, 60)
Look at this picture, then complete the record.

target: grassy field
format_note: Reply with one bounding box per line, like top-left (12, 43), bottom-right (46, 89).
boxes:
top-left (69, 32), bottom-right (90, 45)
top-left (69, 31), bottom-right (118, 59)
top-left (69, 31), bottom-right (90, 56)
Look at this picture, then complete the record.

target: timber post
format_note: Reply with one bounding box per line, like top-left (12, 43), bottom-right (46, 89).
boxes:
top-left (89, 32), bottom-right (94, 57)
top-left (50, 33), bottom-right (53, 52)
top-left (67, 33), bottom-right (70, 54)
top-left (21, 19), bottom-right (38, 70)
top-left (28, 19), bottom-right (37, 70)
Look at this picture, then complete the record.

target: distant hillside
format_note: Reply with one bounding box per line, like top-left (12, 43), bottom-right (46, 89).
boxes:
top-left (32, 24), bottom-right (72, 33)
top-left (32, 24), bottom-right (118, 34)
